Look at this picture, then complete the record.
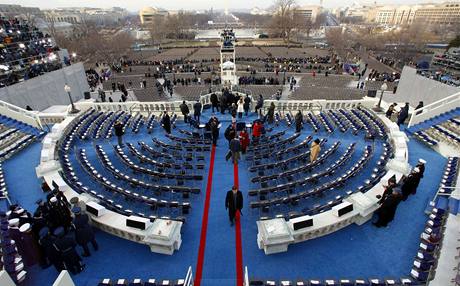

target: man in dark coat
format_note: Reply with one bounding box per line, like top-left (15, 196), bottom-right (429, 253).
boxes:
top-left (373, 189), bottom-right (402, 228)
top-left (210, 118), bottom-right (219, 146)
top-left (193, 100), bottom-right (202, 123)
top-left (161, 111), bottom-right (171, 134)
top-left (243, 95), bottom-right (251, 116)
top-left (266, 102), bottom-right (275, 124)
top-left (38, 227), bottom-right (64, 271)
top-left (397, 102), bottom-right (409, 127)
top-left (220, 93), bottom-right (227, 114)
top-left (229, 135), bottom-right (241, 164)
top-left (114, 121), bottom-right (124, 147)
top-left (179, 101), bottom-right (190, 123)
top-left (255, 94), bottom-right (264, 115)
top-left (53, 227), bottom-right (84, 274)
top-left (210, 93), bottom-right (219, 113)
top-left (72, 207), bottom-right (98, 257)
top-left (401, 167), bottom-right (423, 200)
top-left (295, 110), bottom-right (303, 133)
top-left (225, 186), bottom-right (243, 226)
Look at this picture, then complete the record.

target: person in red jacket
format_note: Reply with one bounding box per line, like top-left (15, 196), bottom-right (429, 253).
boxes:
top-left (252, 121), bottom-right (262, 138)
top-left (239, 128), bottom-right (250, 154)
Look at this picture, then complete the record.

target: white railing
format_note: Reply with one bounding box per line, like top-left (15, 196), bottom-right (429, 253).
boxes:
top-left (262, 98), bottom-right (377, 114)
top-left (244, 266), bottom-right (249, 286)
top-left (408, 91), bottom-right (460, 128)
top-left (0, 99), bottom-right (43, 129)
top-left (39, 112), bottom-right (68, 125)
top-left (184, 266), bottom-right (194, 286)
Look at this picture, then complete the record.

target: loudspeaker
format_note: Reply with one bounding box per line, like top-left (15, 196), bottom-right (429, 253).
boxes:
top-left (332, 201), bottom-right (354, 217)
top-left (85, 201), bottom-right (107, 217)
top-left (126, 216), bottom-right (151, 230)
top-left (290, 215), bottom-right (313, 230)
top-left (367, 90), bottom-right (377, 98)
top-left (84, 91), bottom-right (91, 99)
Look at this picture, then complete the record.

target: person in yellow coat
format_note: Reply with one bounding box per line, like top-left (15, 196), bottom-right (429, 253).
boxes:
top-left (310, 139), bottom-right (321, 162)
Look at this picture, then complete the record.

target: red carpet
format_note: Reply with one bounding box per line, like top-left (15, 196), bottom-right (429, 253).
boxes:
top-left (234, 162), bottom-right (244, 286)
top-left (194, 145), bottom-right (216, 286)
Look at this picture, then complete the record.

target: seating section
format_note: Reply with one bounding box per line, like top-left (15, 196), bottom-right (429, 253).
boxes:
top-left (409, 109), bottom-right (460, 149)
top-left (58, 109), bottom-right (207, 222)
top-left (0, 114), bottom-right (44, 161)
top-left (0, 17), bottom-right (63, 87)
top-left (246, 109), bottom-right (393, 220)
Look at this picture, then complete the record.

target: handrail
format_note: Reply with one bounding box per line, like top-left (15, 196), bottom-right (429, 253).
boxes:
top-left (407, 91), bottom-right (460, 128)
top-left (0, 99), bottom-right (43, 129)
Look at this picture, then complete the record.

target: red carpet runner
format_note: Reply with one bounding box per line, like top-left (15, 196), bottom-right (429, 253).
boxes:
top-left (234, 163), bottom-right (244, 286)
top-left (194, 145), bottom-right (216, 286)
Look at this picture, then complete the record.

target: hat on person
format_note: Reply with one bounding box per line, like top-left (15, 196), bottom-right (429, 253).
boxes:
top-left (71, 206), bottom-right (81, 215)
top-left (14, 208), bottom-right (25, 215)
top-left (19, 223), bottom-right (31, 233)
top-left (39, 227), bottom-right (49, 239)
top-left (50, 196), bottom-right (57, 203)
top-left (418, 158), bottom-right (426, 164)
top-left (53, 227), bottom-right (65, 237)
top-left (8, 218), bottom-right (19, 227)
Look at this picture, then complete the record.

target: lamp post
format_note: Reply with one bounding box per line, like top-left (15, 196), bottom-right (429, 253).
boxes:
top-left (64, 84), bottom-right (79, 114)
top-left (376, 82), bottom-right (388, 112)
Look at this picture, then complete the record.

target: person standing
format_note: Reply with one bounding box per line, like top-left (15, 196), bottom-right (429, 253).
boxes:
top-left (397, 102), bottom-right (409, 127)
top-left (210, 119), bottom-right (219, 146)
top-left (373, 189), bottom-right (403, 228)
top-left (229, 135), bottom-right (241, 164)
top-left (237, 98), bottom-right (244, 118)
top-left (161, 111), bottom-right (171, 134)
top-left (266, 102), bottom-right (275, 124)
top-left (179, 101), bottom-right (190, 123)
top-left (401, 168), bottom-right (421, 201)
top-left (38, 227), bottom-right (64, 272)
top-left (52, 227), bottom-right (84, 275)
top-left (210, 93), bottom-right (219, 113)
top-left (239, 128), bottom-right (250, 154)
top-left (225, 186), bottom-right (243, 226)
top-left (415, 101), bottom-right (424, 115)
top-left (310, 139), bottom-right (321, 162)
top-left (114, 121), bottom-right (124, 147)
top-left (243, 95), bottom-right (251, 116)
top-left (72, 207), bottom-right (98, 257)
top-left (255, 94), bottom-right (264, 115)
top-left (193, 100), bottom-right (202, 123)
top-left (385, 103), bottom-right (397, 119)
top-left (295, 110), bottom-right (303, 133)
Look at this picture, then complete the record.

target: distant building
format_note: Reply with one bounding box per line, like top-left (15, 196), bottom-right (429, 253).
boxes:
top-left (139, 7), bottom-right (168, 25)
top-left (294, 5), bottom-right (322, 24)
top-left (44, 7), bottom-right (128, 26)
top-left (374, 5), bottom-right (418, 25)
top-left (414, 2), bottom-right (460, 25)
top-left (0, 4), bottom-right (44, 19)
top-left (250, 7), bottom-right (270, 16)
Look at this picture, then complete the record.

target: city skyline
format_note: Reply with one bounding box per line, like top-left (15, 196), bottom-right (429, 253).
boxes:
top-left (2, 0), bottom-right (454, 12)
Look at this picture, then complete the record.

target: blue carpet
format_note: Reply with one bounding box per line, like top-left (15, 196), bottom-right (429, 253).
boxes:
top-left (1, 110), bottom-right (447, 285)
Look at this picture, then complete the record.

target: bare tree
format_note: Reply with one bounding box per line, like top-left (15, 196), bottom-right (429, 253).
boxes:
top-left (270, 0), bottom-right (297, 42)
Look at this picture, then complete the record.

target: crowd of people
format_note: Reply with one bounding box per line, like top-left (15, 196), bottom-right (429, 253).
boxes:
top-left (0, 182), bottom-right (98, 277)
top-left (0, 17), bottom-right (64, 87)
top-left (374, 159), bottom-right (426, 227)
top-left (238, 76), bottom-right (280, 85)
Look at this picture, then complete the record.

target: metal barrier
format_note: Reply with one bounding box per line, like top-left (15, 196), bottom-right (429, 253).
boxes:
top-left (184, 266), bottom-right (194, 286)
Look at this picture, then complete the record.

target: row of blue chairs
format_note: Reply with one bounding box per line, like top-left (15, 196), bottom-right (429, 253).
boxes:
top-left (0, 133), bottom-right (35, 161)
top-left (98, 278), bottom-right (185, 286)
top-left (432, 125), bottom-right (460, 144)
top-left (327, 110), bottom-right (349, 133)
top-left (131, 113), bottom-right (145, 133)
top-left (438, 157), bottom-right (459, 195)
top-left (0, 114), bottom-right (44, 137)
top-left (305, 112), bottom-right (321, 132)
top-left (248, 278), bottom-right (420, 286)
top-left (414, 131), bottom-right (438, 147)
top-left (318, 112), bottom-right (334, 133)
top-left (75, 150), bottom-right (190, 219)
top-left (251, 141), bottom-right (339, 185)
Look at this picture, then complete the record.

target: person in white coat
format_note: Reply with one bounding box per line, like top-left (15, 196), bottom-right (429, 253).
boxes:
top-left (237, 98), bottom-right (244, 118)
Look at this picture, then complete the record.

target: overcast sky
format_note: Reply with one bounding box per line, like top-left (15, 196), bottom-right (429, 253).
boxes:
top-left (2, 0), bottom-right (450, 11)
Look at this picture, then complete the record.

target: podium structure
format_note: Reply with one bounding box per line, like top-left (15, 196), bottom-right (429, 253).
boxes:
top-left (220, 29), bottom-right (238, 87)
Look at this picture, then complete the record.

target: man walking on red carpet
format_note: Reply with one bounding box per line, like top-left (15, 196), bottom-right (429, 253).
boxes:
top-left (225, 186), bottom-right (243, 226)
